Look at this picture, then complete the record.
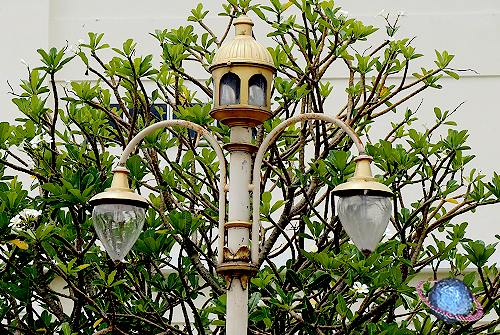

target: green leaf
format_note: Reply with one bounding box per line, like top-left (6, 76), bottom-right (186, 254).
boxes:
top-left (107, 270), bottom-right (117, 286)
top-left (335, 294), bottom-right (348, 317)
top-left (302, 297), bottom-right (317, 324)
top-left (286, 269), bottom-right (303, 290)
top-left (444, 70), bottom-right (459, 80)
top-left (463, 272), bottom-right (476, 286)
top-left (248, 292), bottom-right (262, 312)
top-left (270, 200), bottom-right (286, 213)
top-left (434, 107), bottom-right (442, 119)
top-left (61, 322), bottom-right (72, 335)
top-left (308, 271), bottom-right (331, 291)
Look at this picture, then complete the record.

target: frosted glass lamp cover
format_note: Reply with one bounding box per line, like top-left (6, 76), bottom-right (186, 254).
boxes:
top-left (337, 194), bottom-right (392, 257)
top-left (220, 73), bottom-right (240, 105)
top-left (92, 203), bottom-right (146, 262)
top-left (248, 74), bottom-right (266, 107)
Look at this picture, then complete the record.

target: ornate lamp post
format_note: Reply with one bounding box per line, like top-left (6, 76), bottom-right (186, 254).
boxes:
top-left (208, 15), bottom-right (276, 333)
top-left (89, 15), bottom-right (392, 335)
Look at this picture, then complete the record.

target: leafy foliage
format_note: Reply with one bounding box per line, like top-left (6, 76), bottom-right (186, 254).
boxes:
top-left (0, 1), bottom-right (499, 334)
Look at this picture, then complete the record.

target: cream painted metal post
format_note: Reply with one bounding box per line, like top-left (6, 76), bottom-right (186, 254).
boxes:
top-left (226, 126), bottom-right (252, 249)
top-left (225, 125), bottom-right (253, 335)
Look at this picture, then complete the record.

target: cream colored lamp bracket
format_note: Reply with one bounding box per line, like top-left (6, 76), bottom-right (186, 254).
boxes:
top-left (251, 113), bottom-right (393, 264)
top-left (88, 119), bottom-right (228, 265)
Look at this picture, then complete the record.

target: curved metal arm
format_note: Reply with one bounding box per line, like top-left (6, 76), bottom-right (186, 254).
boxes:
top-left (119, 120), bottom-right (227, 265)
top-left (251, 113), bottom-right (365, 264)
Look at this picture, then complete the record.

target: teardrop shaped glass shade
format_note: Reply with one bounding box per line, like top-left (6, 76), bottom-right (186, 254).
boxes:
top-left (337, 195), bottom-right (392, 257)
top-left (92, 203), bottom-right (146, 262)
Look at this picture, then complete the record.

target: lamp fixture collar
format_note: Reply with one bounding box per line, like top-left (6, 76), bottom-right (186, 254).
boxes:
top-left (332, 155), bottom-right (393, 197)
top-left (88, 166), bottom-right (149, 208)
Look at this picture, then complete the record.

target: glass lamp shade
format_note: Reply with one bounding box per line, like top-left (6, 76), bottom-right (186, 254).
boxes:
top-left (248, 74), bottom-right (266, 107)
top-left (92, 203), bottom-right (146, 262)
top-left (337, 194), bottom-right (392, 257)
top-left (220, 73), bottom-right (241, 105)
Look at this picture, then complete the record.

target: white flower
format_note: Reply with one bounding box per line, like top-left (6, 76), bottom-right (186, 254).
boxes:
top-left (21, 209), bottom-right (42, 219)
top-left (388, 36), bottom-right (395, 42)
top-left (309, 243), bottom-right (318, 253)
top-left (68, 45), bottom-right (78, 55)
top-left (398, 8), bottom-right (408, 17)
top-left (31, 134), bottom-right (44, 145)
top-left (257, 299), bottom-right (266, 307)
top-left (43, 134), bottom-right (54, 143)
top-left (26, 159), bottom-right (35, 170)
top-left (77, 39), bottom-right (85, 46)
top-left (376, 9), bottom-right (385, 17)
top-left (338, 10), bottom-right (348, 17)
top-left (31, 133), bottom-right (53, 145)
top-left (10, 214), bottom-right (23, 227)
top-left (11, 209), bottom-right (42, 228)
top-left (352, 282), bottom-right (369, 294)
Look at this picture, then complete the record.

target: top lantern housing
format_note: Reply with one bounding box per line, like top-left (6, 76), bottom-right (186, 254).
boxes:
top-left (209, 15), bottom-right (276, 128)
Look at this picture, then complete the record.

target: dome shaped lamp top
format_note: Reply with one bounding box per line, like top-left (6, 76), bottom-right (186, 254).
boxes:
top-left (210, 15), bottom-right (276, 71)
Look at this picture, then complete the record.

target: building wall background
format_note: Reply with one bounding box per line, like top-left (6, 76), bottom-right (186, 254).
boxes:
top-left (1, 0), bottom-right (499, 257)
top-left (1, 0), bottom-right (499, 309)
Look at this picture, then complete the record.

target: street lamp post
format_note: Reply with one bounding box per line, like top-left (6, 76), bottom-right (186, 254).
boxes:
top-left (89, 15), bottom-right (393, 335)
